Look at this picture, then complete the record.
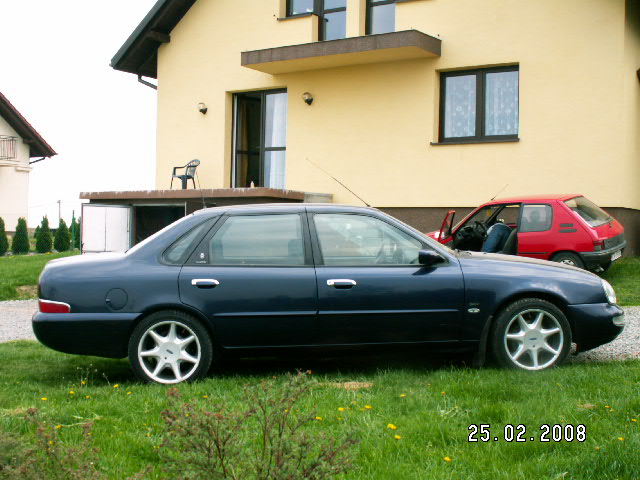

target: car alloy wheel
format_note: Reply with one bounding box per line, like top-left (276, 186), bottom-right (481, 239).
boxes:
top-left (491, 298), bottom-right (571, 371)
top-left (129, 311), bottom-right (213, 384)
top-left (503, 309), bottom-right (564, 370)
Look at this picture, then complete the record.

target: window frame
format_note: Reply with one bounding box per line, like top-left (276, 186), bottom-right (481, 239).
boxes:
top-left (365, 0), bottom-right (396, 36)
top-left (186, 213), bottom-right (314, 267)
top-left (287, 0), bottom-right (346, 41)
top-left (438, 65), bottom-right (519, 144)
top-left (519, 204), bottom-right (554, 233)
top-left (308, 212), bottom-right (433, 267)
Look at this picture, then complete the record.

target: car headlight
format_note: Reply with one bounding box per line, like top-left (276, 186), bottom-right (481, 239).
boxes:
top-left (601, 279), bottom-right (617, 305)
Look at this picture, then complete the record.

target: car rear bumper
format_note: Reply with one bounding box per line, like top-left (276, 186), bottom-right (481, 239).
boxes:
top-left (580, 241), bottom-right (626, 269)
top-left (32, 312), bottom-right (140, 359)
top-left (567, 303), bottom-right (624, 353)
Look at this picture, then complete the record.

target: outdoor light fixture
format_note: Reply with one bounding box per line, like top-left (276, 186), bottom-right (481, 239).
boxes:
top-left (197, 102), bottom-right (208, 114)
top-left (302, 92), bottom-right (314, 105)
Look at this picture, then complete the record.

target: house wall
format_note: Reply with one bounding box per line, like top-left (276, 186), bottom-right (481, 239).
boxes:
top-left (155, 0), bottom-right (638, 210)
top-left (0, 115), bottom-right (31, 229)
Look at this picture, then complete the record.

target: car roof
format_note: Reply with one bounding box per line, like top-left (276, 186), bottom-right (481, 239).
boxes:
top-left (192, 203), bottom-right (379, 216)
top-left (484, 194), bottom-right (582, 205)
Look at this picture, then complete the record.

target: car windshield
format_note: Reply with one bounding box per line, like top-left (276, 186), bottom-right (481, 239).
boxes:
top-left (564, 196), bottom-right (611, 227)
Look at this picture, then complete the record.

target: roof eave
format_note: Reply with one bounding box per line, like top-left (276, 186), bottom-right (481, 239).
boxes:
top-left (0, 92), bottom-right (56, 159)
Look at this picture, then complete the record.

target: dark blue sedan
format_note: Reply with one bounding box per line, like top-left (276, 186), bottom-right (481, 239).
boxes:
top-left (33, 204), bottom-right (625, 384)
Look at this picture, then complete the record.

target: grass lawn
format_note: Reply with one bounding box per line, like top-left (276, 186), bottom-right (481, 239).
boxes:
top-left (0, 343), bottom-right (638, 479)
top-left (601, 257), bottom-right (640, 306)
top-left (0, 251), bottom-right (78, 301)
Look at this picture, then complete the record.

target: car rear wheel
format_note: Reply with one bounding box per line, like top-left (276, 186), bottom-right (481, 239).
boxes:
top-left (128, 310), bottom-right (213, 384)
top-left (491, 298), bottom-right (571, 371)
top-left (551, 252), bottom-right (585, 269)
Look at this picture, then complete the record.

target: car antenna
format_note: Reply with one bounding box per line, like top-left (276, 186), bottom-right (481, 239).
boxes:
top-left (490, 184), bottom-right (509, 201)
top-left (305, 157), bottom-right (371, 207)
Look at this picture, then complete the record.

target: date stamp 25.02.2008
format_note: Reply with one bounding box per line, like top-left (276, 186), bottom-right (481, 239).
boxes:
top-left (468, 424), bottom-right (586, 443)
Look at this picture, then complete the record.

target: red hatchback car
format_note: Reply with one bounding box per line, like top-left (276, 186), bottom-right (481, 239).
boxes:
top-left (427, 194), bottom-right (626, 272)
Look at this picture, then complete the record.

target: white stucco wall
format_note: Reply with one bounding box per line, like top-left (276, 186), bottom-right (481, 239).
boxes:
top-left (0, 115), bottom-right (31, 230)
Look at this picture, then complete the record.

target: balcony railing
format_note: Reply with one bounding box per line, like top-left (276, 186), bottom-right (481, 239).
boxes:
top-left (0, 136), bottom-right (17, 160)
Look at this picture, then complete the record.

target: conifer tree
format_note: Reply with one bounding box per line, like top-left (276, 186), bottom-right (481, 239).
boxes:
top-left (36, 216), bottom-right (53, 254)
top-left (0, 217), bottom-right (8, 256)
top-left (54, 218), bottom-right (71, 252)
top-left (11, 218), bottom-right (30, 254)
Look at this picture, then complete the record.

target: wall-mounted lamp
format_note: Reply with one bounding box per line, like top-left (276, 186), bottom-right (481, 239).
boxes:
top-left (302, 92), bottom-right (314, 105)
top-left (197, 102), bottom-right (208, 114)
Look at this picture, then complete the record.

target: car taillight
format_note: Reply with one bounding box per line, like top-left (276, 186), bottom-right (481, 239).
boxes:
top-left (39, 299), bottom-right (71, 314)
top-left (593, 240), bottom-right (604, 252)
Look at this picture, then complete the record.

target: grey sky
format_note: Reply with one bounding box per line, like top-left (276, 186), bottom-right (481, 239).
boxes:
top-left (0, 0), bottom-right (159, 226)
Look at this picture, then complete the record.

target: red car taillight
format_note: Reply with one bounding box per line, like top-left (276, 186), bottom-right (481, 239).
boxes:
top-left (39, 299), bottom-right (71, 314)
top-left (593, 240), bottom-right (604, 251)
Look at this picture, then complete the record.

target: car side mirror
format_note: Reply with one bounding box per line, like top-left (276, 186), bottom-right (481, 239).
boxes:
top-left (418, 249), bottom-right (443, 266)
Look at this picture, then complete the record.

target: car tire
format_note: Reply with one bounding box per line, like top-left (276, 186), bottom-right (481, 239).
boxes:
top-left (550, 252), bottom-right (585, 269)
top-left (128, 310), bottom-right (213, 384)
top-left (490, 298), bottom-right (571, 371)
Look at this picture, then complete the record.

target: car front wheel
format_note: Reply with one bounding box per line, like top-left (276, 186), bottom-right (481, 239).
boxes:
top-left (491, 298), bottom-right (571, 371)
top-left (128, 310), bottom-right (213, 384)
top-left (551, 252), bottom-right (585, 269)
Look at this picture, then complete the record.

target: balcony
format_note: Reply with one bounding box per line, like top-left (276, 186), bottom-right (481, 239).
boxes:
top-left (241, 30), bottom-right (441, 75)
top-left (0, 136), bottom-right (17, 166)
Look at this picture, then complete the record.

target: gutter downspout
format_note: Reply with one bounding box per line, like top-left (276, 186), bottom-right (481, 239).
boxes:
top-left (137, 75), bottom-right (158, 90)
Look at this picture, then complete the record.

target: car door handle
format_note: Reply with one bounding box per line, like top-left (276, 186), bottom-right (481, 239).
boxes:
top-left (327, 279), bottom-right (357, 289)
top-left (191, 279), bottom-right (220, 289)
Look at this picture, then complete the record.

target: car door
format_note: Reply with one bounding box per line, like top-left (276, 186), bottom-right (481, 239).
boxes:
top-left (178, 211), bottom-right (317, 348)
top-left (309, 211), bottom-right (465, 345)
top-left (517, 204), bottom-right (554, 260)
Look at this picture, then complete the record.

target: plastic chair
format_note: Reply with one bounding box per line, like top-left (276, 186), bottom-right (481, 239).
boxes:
top-left (170, 159), bottom-right (200, 189)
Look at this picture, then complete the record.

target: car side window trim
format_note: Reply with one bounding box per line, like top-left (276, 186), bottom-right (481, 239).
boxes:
top-left (160, 217), bottom-right (220, 266)
top-left (307, 212), bottom-right (447, 268)
top-left (518, 203), bottom-right (554, 233)
top-left (186, 212), bottom-right (314, 267)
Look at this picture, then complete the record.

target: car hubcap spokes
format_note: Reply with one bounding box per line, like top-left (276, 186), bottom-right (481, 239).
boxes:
top-left (504, 309), bottom-right (563, 370)
top-left (560, 259), bottom-right (576, 266)
top-left (138, 321), bottom-right (201, 384)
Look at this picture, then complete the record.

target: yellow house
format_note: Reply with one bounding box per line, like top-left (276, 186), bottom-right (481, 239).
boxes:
top-left (108, 0), bottom-right (640, 254)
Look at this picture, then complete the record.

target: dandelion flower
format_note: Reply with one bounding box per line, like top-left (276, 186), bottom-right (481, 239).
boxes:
top-left (55, 425), bottom-right (62, 430)
top-left (203, 395), bottom-right (209, 399)
top-left (441, 391), bottom-right (446, 395)
top-left (41, 397), bottom-right (47, 401)
top-left (394, 435), bottom-right (402, 440)
top-left (338, 407), bottom-right (345, 412)
top-left (618, 437), bottom-right (624, 441)
top-left (595, 446), bottom-right (601, 451)
top-left (113, 384), bottom-right (119, 389)
top-left (81, 381), bottom-right (86, 385)
top-left (387, 423), bottom-right (398, 430)
top-left (444, 456), bottom-right (452, 462)
top-left (315, 416), bottom-right (323, 421)
top-left (127, 392), bottom-right (132, 395)
top-left (85, 395), bottom-right (91, 399)
top-left (48, 440), bottom-right (53, 445)
top-left (69, 390), bottom-right (75, 395)
top-left (365, 405), bottom-right (372, 410)
top-left (605, 405), bottom-right (610, 409)
top-left (400, 394), bottom-right (406, 398)
top-left (632, 419), bottom-right (637, 422)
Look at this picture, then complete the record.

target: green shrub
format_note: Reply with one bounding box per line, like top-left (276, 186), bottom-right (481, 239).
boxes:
top-left (35, 217), bottom-right (53, 254)
top-left (160, 372), bottom-right (356, 480)
top-left (53, 219), bottom-right (70, 253)
top-left (0, 217), bottom-right (8, 256)
top-left (11, 218), bottom-right (30, 255)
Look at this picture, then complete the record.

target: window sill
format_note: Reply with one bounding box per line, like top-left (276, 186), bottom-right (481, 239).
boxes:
top-left (430, 138), bottom-right (520, 146)
top-left (277, 12), bottom-right (316, 21)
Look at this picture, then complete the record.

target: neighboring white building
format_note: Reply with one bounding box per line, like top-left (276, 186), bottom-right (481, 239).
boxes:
top-left (0, 91), bottom-right (56, 230)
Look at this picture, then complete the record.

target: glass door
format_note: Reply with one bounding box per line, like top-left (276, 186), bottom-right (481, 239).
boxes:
top-left (233, 90), bottom-right (288, 189)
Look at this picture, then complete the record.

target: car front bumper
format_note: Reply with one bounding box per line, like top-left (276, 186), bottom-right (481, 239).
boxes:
top-left (567, 303), bottom-right (624, 353)
top-left (580, 242), bottom-right (626, 270)
top-left (32, 312), bottom-right (140, 359)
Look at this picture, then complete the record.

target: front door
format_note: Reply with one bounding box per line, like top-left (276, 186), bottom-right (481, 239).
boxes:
top-left (310, 212), bottom-right (465, 345)
top-left (178, 211), bottom-right (316, 348)
top-left (233, 90), bottom-right (287, 189)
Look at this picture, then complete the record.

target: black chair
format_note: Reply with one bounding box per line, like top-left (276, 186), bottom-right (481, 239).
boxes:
top-left (170, 159), bottom-right (200, 189)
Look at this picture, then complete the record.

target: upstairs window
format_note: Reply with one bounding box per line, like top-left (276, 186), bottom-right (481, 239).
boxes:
top-left (439, 66), bottom-right (519, 143)
top-left (366, 0), bottom-right (396, 35)
top-left (287, 0), bottom-right (347, 41)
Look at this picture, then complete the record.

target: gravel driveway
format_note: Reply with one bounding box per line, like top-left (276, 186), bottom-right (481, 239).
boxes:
top-left (1, 300), bottom-right (638, 363)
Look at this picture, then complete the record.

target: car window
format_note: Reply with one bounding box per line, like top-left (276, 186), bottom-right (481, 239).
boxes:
top-left (456, 205), bottom-right (501, 230)
top-left (204, 214), bottom-right (305, 266)
top-left (520, 205), bottom-right (553, 233)
top-left (163, 218), bottom-right (217, 264)
top-left (564, 196), bottom-right (611, 227)
top-left (314, 214), bottom-right (422, 266)
top-left (496, 205), bottom-right (521, 226)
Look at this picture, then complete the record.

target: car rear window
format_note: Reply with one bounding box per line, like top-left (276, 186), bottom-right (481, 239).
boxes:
top-left (564, 196), bottom-right (611, 227)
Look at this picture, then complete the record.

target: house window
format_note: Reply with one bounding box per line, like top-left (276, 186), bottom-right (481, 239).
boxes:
top-left (439, 66), bottom-right (519, 143)
top-left (0, 136), bottom-right (17, 160)
top-left (287, 0), bottom-right (346, 41)
top-left (366, 0), bottom-right (396, 35)
top-left (233, 90), bottom-right (288, 189)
